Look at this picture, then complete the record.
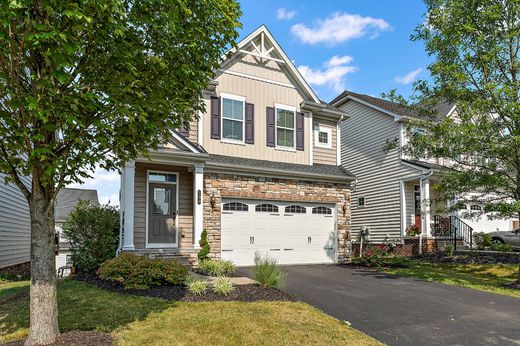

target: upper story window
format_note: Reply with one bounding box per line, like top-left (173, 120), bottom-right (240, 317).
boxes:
top-left (358, 197), bottom-right (365, 208)
top-left (470, 205), bottom-right (482, 211)
top-left (275, 104), bottom-right (296, 149)
top-left (221, 93), bottom-right (245, 143)
top-left (315, 126), bottom-right (332, 149)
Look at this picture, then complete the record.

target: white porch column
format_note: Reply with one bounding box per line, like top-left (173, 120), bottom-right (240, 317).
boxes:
top-left (122, 161), bottom-right (135, 250)
top-left (193, 164), bottom-right (204, 248)
top-left (400, 180), bottom-right (406, 240)
top-left (421, 177), bottom-right (431, 237)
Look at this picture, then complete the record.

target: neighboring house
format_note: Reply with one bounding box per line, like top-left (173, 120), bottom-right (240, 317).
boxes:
top-left (55, 188), bottom-right (99, 274)
top-left (119, 25), bottom-right (355, 266)
top-left (0, 174), bottom-right (31, 270)
top-left (331, 91), bottom-right (517, 248)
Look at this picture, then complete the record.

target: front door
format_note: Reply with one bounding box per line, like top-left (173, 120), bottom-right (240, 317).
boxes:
top-left (148, 183), bottom-right (177, 245)
top-left (414, 185), bottom-right (422, 228)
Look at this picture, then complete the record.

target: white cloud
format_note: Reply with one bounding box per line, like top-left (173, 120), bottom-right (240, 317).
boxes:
top-left (68, 166), bottom-right (120, 206)
top-left (298, 55), bottom-right (357, 92)
top-left (395, 67), bottom-right (423, 84)
top-left (291, 12), bottom-right (391, 45)
top-left (276, 8), bottom-right (296, 20)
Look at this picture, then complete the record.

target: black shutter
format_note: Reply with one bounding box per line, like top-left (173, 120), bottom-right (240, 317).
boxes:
top-left (178, 125), bottom-right (189, 137)
top-left (245, 102), bottom-right (254, 144)
top-left (296, 111), bottom-right (304, 151)
top-left (210, 96), bottom-right (221, 139)
top-left (266, 106), bottom-right (275, 147)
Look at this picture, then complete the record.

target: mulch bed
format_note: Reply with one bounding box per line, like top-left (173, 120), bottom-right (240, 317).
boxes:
top-left (413, 252), bottom-right (520, 265)
top-left (503, 281), bottom-right (520, 290)
top-left (3, 331), bottom-right (112, 346)
top-left (75, 273), bottom-right (296, 302)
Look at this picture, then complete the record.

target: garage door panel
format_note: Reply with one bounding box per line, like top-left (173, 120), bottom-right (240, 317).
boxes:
top-left (221, 199), bottom-right (336, 266)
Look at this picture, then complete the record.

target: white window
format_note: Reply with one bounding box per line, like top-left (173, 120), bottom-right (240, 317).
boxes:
top-left (221, 93), bottom-right (245, 143)
top-left (275, 104), bottom-right (296, 149)
top-left (358, 197), bottom-right (365, 207)
top-left (470, 205), bottom-right (482, 211)
top-left (314, 126), bottom-right (332, 149)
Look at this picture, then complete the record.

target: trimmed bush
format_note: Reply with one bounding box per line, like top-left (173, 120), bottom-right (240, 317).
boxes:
top-left (198, 259), bottom-right (235, 277)
top-left (98, 253), bottom-right (188, 290)
top-left (252, 253), bottom-right (284, 288)
top-left (473, 232), bottom-right (492, 249)
top-left (351, 256), bottom-right (411, 268)
top-left (445, 244), bottom-right (455, 256)
top-left (186, 277), bottom-right (209, 295)
top-left (62, 201), bottom-right (120, 273)
top-left (198, 229), bottom-right (210, 261)
top-left (212, 277), bottom-right (234, 295)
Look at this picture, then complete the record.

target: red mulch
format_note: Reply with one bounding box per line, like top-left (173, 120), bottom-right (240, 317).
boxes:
top-left (2, 331), bottom-right (112, 346)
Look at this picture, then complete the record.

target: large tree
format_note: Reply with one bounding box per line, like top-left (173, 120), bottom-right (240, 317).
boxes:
top-left (0, 1), bottom-right (241, 344)
top-left (397, 0), bottom-right (519, 281)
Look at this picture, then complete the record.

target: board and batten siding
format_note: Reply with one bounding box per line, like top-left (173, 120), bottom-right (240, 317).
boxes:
top-left (133, 163), bottom-right (194, 249)
top-left (201, 55), bottom-right (311, 165)
top-left (313, 117), bottom-right (338, 165)
top-left (339, 101), bottom-right (420, 242)
top-left (0, 174), bottom-right (31, 268)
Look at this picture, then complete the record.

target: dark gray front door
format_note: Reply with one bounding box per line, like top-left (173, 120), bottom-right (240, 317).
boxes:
top-left (148, 183), bottom-right (177, 245)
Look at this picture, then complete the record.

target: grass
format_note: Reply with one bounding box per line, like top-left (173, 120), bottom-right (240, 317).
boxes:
top-left (382, 261), bottom-right (520, 298)
top-left (0, 279), bottom-right (379, 345)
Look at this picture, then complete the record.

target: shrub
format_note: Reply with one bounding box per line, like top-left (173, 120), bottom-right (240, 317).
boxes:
top-left (98, 253), bottom-right (188, 289)
top-left (62, 201), bottom-right (120, 273)
top-left (473, 232), bottom-right (492, 249)
top-left (198, 229), bottom-right (210, 261)
top-left (445, 244), bottom-right (455, 256)
top-left (186, 277), bottom-right (209, 295)
top-left (490, 243), bottom-right (513, 252)
top-left (352, 255), bottom-right (411, 268)
top-left (198, 259), bottom-right (235, 277)
top-left (252, 253), bottom-right (284, 288)
top-left (405, 224), bottom-right (421, 237)
top-left (212, 277), bottom-right (234, 295)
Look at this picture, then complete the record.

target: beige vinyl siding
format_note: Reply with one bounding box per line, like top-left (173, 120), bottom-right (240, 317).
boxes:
top-left (339, 101), bottom-right (420, 242)
top-left (187, 118), bottom-right (198, 143)
top-left (226, 54), bottom-right (293, 84)
top-left (202, 57), bottom-right (310, 165)
top-left (0, 174), bottom-right (31, 268)
top-left (313, 117), bottom-right (337, 165)
top-left (134, 163), bottom-right (193, 249)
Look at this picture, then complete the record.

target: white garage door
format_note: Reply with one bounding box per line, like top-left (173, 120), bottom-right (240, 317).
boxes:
top-left (221, 199), bottom-right (336, 266)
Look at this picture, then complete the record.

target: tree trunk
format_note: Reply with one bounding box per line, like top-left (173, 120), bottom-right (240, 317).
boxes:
top-left (25, 188), bottom-right (59, 346)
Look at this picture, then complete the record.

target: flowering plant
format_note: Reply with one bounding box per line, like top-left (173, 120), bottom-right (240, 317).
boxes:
top-left (405, 224), bottom-right (421, 237)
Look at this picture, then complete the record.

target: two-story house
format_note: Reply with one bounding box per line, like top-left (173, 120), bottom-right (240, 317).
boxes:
top-left (332, 90), bottom-right (517, 249)
top-left (118, 26), bottom-right (355, 266)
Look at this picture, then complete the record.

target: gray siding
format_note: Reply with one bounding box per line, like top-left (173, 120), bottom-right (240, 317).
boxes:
top-left (339, 101), bottom-right (419, 242)
top-left (0, 174), bottom-right (31, 268)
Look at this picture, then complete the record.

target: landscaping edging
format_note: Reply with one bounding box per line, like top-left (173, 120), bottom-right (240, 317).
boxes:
top-left (2, 331), bottom-right (112, 346)
top-left (75, 274), bottom-right (296, 302)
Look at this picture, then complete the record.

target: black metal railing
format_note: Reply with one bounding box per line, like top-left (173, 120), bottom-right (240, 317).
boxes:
top-left (432, 215), bottom-right (473, 249)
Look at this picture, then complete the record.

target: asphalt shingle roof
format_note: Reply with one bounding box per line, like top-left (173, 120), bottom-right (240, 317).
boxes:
top-left (206, 154), bottom-right (355, 182)
top-left (332, 90), bottom-right (456, 121)
top-left (55, 188), bottom-right (99, 221)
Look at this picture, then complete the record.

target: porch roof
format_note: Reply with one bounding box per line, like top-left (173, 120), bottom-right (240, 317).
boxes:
top-left (402, 159), bottom-right (445, 172)
top-left (205, 154), bottom-right (356, 183)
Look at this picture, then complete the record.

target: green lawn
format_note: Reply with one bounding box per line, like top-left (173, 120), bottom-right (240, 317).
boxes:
top-left (382, 261), bottom-right (520, 298)
top-left (0, 280), bottom-right (380, 345)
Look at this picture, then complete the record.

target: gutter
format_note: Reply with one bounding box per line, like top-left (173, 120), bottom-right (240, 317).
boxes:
top-left (300, 101), bottom-right (348, 121)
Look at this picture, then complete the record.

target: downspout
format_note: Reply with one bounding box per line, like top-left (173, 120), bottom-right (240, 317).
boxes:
top-left (418, 170), bottom-right (434, 255)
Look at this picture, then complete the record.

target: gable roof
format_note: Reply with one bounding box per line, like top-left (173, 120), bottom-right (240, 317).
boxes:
top-left (168, 129), bottom-right (207, 154)
top-left (331, 90), bottom-right (456, 121)
top-left (55, 188), bottom-right (99, 221)
top-left (221, 25), bottom-right (321, 104)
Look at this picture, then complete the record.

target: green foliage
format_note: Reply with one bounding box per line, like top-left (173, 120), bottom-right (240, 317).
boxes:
top-left (98, 254), bottom-right (188, 290)
top-left (490, 243), bottom-right (513, 252)
top-left (211, 277), bottom-right (234, 296)
top-left (352, 254), bottom-right (411, 269)
top-left (198, 259), bottom-right (235, 277)
top-left (0, 1), bottom-right (242, 191)
top-left (185, 277), bottom-right (209, 296)
top-left (198, 230), bottom-right (210, 261)
top-left (473, 232), bottom-right (493, 250)
top-left (405, 224), bottom-right (421, 237)
top-left (445, 244), bottom-right (455, 257)
top-left (62, 201), bottom-right (119, 273)
top-left (252, 253), bottom-right (285, 288)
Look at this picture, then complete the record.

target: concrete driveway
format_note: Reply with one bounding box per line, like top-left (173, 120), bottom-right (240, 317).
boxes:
top-left (237, 265), bottom-right (520, 346)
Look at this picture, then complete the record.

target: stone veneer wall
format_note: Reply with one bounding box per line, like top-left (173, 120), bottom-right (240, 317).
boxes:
top-left (202, 172), bottom-right (352, 263)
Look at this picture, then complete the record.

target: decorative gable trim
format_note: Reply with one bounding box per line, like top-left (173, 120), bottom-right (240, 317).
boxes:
top-left (221, 25), bottom-right (320, 104)
top-left (169, 129), bottom-right (205, 154)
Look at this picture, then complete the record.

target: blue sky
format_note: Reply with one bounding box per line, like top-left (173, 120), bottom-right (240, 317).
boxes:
top-left (72, 0), bottom-right (431, 205)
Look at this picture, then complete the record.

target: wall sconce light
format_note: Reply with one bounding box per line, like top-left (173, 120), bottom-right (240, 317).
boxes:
top-left (197, 190), bottom-right (202, 205)
top-left (210, 192), bottom-right (216, 209)
top-left (342, 203), bottom-right (348, 216)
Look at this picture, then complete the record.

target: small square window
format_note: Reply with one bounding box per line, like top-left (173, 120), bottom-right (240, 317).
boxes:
top-left (318, 131), bottom-right (328, 143)
top-left (314, 127), bottom-right (332, 148)
top-left (358, 197), bottom-right (365, 207)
